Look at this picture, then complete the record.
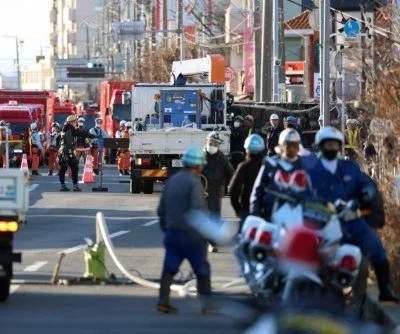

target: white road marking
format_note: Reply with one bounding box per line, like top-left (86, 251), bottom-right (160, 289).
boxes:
top-left (10, 285), bottom-right (20, 294)
top-left (23, 261), bottom-right (48, 272)
top-left (141, 219), bottom-right (159, 227)
top-left (60, 230), bottom-right (131, 255)
top-left (28, 184), bottom-right (39, 192)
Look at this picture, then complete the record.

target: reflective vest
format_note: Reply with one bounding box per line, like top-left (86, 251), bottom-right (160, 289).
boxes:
top-left (345, 129), bottom-right (359, 149)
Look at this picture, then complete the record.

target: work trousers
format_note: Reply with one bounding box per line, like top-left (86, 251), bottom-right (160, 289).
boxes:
top-left (58, 154), bottom-right (79, 185)
top-left (48, 148), bottom-right (59, 172)
top-left (162, 229), bottom-right (210, 277)
top-left (31, 146), bottom-right (40, 171)
top-left (75, 148), bottom-right (88, 164)
top-left (341, 219), bottom-right (387, 266)
top-left (91, 147), bottom-right (99, 169)
top-left (118, 150), bottom-right (130, 171)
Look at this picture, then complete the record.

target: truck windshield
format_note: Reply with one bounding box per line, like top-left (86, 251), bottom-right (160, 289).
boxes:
top-left (9, 122), bottom-right (29, 136)
top-left (84, 114), bottom-right (97, 129)
top-left (112, 104), bottom-right (131, 122)
top-left (54, 112), bottom-right (71, 125)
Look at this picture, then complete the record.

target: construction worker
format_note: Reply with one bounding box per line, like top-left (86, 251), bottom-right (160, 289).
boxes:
top-left (202, 132), bottom-right (234, 253)
top-left (345, 119), bottom-right (360, 160)
top-left (48, 122), bottom-right (61, 176)
top-left (157, 146), bottom-right (215, 314)
top-left (75, 117), bottom-right (91, 164)
top-left (116, 120), bottom-right (130, 175)
top-left (262, 113), bottom-right (283, 157)
top-left (230, 115), bottom-right (246, 169)
top-left (30, 122), bottom-right (43, 176)
top-left (125, 121), bottom-right (132, 131)
top-left (284, 116), bottom-right (304, 144)
top-left (89, 118), bottom-right (109, 175)
top-left (58, 115), bottom-right (96, 192)
top-left (229, 134), bottom-right (265, 225)
top-left (243, 115), bottom-right (255, 137)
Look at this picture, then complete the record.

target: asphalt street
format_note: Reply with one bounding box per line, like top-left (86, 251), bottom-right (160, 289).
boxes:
top-left (0, 164), bottom-right (247, 334)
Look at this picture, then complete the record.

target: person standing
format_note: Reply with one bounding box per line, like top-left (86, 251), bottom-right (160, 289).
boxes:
top-left (230, 115), bottom-right (246, 169)
top-left (243, 115), bottom-right (255, 137)
top-left (58, 115), bottom-right (95, 192)
top-left (115, 120), bottom-right (130, 175)
top-left (284, 116), bottom-right (304, 144)
top-left (75, 117), bottom-right (91, 164)
top-left (157, 147), bottom-right (215, 314)
top-left (229, 134), bottom-right (265, 225)
top-left (30, 122), bottom-right (43, 176)
top-left (89, 118), bottom-right (109, 175)
top-left (262, 113), bottom-right (283, 157)
top-left (344, 119), bottom-right (360, 160)
top-left (48, 122), bottom-right (61, 176)
top-left (202, 132), bottom-right (234, 253)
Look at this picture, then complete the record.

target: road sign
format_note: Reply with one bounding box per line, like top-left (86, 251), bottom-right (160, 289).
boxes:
top-left (113, 21), bottom-right (145, 41)
top-left (335, 76), bottom-right (360, 100)
top-left (224, 67), bottom-right (236, 82)
top-left (344, 19), bottom-right (360, 38)
top-left (67, 67), bottom-right (105, 79)
top-left (334, 49), bottom-right (361, 73)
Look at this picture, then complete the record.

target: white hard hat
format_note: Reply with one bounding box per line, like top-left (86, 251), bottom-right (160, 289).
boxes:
top-left (270, 113), bottom-right (279, 120)
top-left (278, 129), bottom-right (301, 145)
top-left (120, 120), bottom-right (127, 126)
top-left (125, 121), bottom-right (132, 128)
top-left (30, 123), bottom-right (37, 130)
top-left (346, 118), bottom-right (356, 125)
top-left (315, 126), bottom-right (344, 145)
top-left (78, 117), bottom-right (85, 123)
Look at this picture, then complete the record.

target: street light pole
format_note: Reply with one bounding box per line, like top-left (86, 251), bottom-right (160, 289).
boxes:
top-left (15, 36), bottom-right (22, 90)
top-left (320, 0), bottom-right (331, 126)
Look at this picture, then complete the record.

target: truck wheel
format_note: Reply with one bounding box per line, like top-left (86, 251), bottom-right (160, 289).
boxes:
top-left (130, 179), bottom-right (141, 194)
top-left (143, 179), bottom-right (154, 194)
top-left (0, 277), bottom-right (10, 302)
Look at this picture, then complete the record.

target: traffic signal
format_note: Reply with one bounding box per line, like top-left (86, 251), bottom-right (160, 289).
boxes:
top-left (67, 67), bottom-right (105, 78)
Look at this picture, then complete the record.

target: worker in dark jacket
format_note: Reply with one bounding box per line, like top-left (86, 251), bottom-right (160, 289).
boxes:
top-left (202, 132), bottom-right (234, 252)
top-left (157, 147), bottom-right (215, 314)
top-left (229, 134), bottom-right (265, 225)
top-left (262, 113), bottom-right (283, 156)
top-left (230, 115), bottom-right (246, 169)
top-left (58, 115), bottom-right (95, 192)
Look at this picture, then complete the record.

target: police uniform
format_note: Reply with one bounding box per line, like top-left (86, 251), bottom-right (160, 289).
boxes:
top-left (30, 128), bottom-right (43, 175)
top-left (48, 130), bottom-right (60, 174)
top-left (89, 126), bottom-right (108, 174)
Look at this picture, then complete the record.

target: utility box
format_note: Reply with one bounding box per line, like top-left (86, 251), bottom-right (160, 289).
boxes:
top-left (83, 244), bottom-right (106, 280)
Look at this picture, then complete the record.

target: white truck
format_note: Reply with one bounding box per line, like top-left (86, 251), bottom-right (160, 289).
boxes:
top-left (129, 55), bottom-right (231, 194)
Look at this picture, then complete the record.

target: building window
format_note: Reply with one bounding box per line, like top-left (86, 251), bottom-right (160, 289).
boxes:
top-left (285, 37), bottom-right (303, 62)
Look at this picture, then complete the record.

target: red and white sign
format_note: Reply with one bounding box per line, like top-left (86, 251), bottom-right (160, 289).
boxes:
top-left (224, 67), bottom-right (236, 82)
top-left (285, 61), bottom-right (305, 75)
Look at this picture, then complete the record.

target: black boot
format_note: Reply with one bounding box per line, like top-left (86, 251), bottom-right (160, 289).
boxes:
top-left (60, 184), bottom-right (70, 192)
top-left (157, 272), bottom-right (178, 314)
top-left (197, 275), bottom-right (217, 314)
top-left (48, 170), bottom-right (53, 176)
top-left (373, 261), bottom-right (400, 303)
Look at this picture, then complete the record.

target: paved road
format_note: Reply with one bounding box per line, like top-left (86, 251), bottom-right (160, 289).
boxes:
top-left (0, 164), bottom-right (246, 334)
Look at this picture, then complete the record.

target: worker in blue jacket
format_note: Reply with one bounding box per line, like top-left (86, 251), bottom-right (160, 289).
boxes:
top-left (250, 129), bottom-right (309, 221)
top-left (309, 126), bottom-right (399, 303)
top-left (157, 147), bottom-right (216, 314)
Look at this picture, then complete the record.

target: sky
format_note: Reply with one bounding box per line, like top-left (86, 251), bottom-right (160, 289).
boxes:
top-left (0, 0), bottom-right (51, 76)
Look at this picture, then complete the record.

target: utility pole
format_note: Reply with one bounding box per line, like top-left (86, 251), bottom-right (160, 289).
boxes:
top-left (253, 1), bottom-right (261, 101)
top-left (177, 0), bottom-right (184, 60)
top-left (16, 36), bottom-right (21, 90)
top-left (86, 26), bottom-right (90, 60)
top-left (261, 0), bottom-right (273, 102)
top-left (272, 0), bottom-right (279, 102)
top-left (278, 0), bottom-right (286, 102)
top-left (163, 0), bottom-right (168, 47)
top-left (320, 0), bottom-right (331, 126)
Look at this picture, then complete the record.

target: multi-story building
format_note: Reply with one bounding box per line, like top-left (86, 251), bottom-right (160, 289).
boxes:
top-left (21, 56), bottom-right (53, 90)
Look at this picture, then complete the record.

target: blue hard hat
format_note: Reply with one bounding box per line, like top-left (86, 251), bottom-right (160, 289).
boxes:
top-left (244, 134), bottom-right (265, 153)
top-left (286, 116), bottom-right (297, 123)
top-left (182, 146), bottom-right (207, 167)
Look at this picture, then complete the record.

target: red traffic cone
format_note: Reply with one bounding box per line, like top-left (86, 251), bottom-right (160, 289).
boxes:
top-left (80, 155), bottom-right (94, 184)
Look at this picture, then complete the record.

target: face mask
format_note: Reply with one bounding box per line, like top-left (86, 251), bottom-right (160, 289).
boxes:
top-left (233, 122), bottom-right (240, 128)
top-left (206, 145), bottom-right (218, 155)
top-left (322, 148), bottom-right (339, 161)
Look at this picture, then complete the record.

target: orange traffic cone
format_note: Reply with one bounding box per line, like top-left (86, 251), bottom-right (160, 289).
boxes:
top-left (20, 154), bottom-right (30, 179)
top-left (80, 155), bottom-right (94, 184)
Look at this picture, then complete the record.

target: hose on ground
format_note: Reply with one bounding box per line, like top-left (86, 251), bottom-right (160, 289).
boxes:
top-left (96, 212), bottom-right (249, 297)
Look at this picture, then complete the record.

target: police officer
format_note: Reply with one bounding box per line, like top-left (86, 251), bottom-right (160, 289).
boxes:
top-left (157, 147), bottom-right (215, 314)
top-left (229, 134), bottom-right (265, 225)
top-left (75, 117), bottom-right (91, 164)
top-left (309, 126), bottom-right (399, 303)
top-left (48, 122), bottom-right (61, 176)
top-left (115, 120), bottom-right (130, 175)
top-left (58, 115), bottom-right (95, 192)
top-left (230, 115), bottom-right (246, 169)
top-left (30, 122), bottom-right (43, 176)
top-left (89, 118), bottom-right (109, 175)
top-left (262, 113), bottom-right (283, 157)
top-left (250, 129), bottom-right (307, 221)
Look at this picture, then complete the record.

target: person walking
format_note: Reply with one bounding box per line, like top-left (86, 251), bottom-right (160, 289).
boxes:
top-left (58, 115), bottom-right (95, 192)
top-left (202, 132), bottom-right (234, 252)
top-left (157, 147), bottom-right (216, 314)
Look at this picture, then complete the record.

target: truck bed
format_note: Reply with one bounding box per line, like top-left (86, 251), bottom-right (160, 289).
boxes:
top-left (129, 128), bottom-right (230, 156)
